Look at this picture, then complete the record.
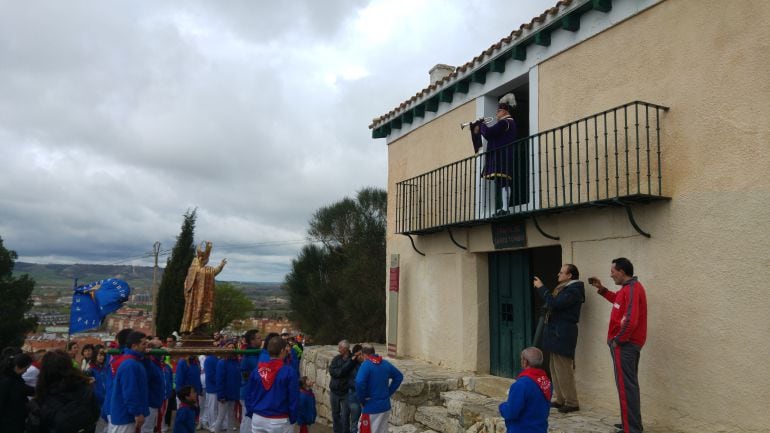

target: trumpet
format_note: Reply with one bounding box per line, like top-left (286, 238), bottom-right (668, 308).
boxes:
top-left (460, 117), bottom-right (495, 130)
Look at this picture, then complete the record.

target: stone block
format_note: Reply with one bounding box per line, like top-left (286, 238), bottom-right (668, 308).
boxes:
top-left (414, 406), bottom-right (463, 433)
top-left (465, 376), bottom-right (514, 399)
top-left (390, 399), bottom-right (417, 425)
top-left (396, 379), bottom-right (425, 397)
top-left (460, 403), bottom-right (500, 429)
top-left (389, 424), bottom-right (420, 433)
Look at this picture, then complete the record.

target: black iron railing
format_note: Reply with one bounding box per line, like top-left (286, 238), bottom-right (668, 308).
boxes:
top-left (395, 101), bottom-right (669, 234)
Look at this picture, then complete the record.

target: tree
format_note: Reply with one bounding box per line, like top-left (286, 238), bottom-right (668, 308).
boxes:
top-left (0, 236), bottom-right (38, 348)
top-left (285, 187), bottom-right (387, 344)
top-left (212, 282), bottom-right (254, 331)
top-left (155, 209), bottom-right (196, 338)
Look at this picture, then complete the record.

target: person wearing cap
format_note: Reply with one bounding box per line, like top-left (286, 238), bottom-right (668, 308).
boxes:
top-left (471, 92), bottom-right (519, 216)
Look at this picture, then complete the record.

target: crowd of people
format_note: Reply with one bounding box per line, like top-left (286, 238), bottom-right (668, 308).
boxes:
top-left (1, 256), bottom-right (645, 433)
top-left (0, 329), bottom-right (313, 433)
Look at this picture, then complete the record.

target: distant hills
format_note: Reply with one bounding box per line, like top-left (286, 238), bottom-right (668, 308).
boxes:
top-left (15, 262), bottom-right (285, 298)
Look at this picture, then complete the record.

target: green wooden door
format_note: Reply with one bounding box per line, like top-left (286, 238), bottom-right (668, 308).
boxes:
top-left (489, 250), bottom-right (532, 378)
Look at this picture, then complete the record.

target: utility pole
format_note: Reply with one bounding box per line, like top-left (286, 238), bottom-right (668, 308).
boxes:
top-left (150, 241), bottom-right (161, 335)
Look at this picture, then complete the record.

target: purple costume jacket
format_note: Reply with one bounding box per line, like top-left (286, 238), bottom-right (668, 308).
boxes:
top-left (473, 116), bottom-right (518, 179)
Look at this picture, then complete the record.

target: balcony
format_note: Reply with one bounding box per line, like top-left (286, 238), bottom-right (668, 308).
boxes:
top-left (394, 101), bottom-right (670, 236)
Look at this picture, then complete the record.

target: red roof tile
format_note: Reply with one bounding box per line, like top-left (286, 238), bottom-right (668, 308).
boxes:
top-left (370, 0), bottom-right (573, 130)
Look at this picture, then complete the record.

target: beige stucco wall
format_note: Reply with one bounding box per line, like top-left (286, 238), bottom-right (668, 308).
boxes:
top-left (384, 0), bottom-right (770, 431)
top-left (536, 0), bottom-right (770, 430)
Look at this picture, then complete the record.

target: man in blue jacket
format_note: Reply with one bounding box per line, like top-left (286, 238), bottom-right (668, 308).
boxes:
top-left (354, 344), bottom-right (403, 433)
top-left (239, 329), bottom-right (261, 433)
top-left (142, 338), bottom-right (167, 433)
top-left (211, 340), bottom-right (240, 432)
top-left (109, 331), bottom-right (150, 433)
top-left (202, 352), bottom-right (220, 429)
top-left (176, 354), bottom-right (203, 408)
top-left (245, 336), bottom-right (298, 433)
top-left (499, 347), bottom-right (552, 433)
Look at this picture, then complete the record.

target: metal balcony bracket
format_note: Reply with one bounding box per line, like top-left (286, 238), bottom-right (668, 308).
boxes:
top-left (613, 199), bottom-right (652, 238)
top-left (447, 228), bottom-right (467, 250)
top-left (532, 215), bottom-right (560, 240)
top-left (403, 234), bottom-right (426, 256)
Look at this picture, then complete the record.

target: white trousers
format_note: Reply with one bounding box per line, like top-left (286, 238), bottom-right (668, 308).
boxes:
top-left (204, 392), bottom-right (219, 427)
top-left (108, 422), bottom-right (136, 433)
top-left (240, 400), bottom-right (252, 433)
top-left (250, 413), bottom-right (292, 433)
top-left (212, 400), bottom-right (235, 432)
top-left (359, 411), bottom-right (390, 433)
top-left (140, 407), bottom-right (158, 433)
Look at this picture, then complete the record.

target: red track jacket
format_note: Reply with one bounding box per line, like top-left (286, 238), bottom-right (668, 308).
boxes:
top-left (599, 277), bottom-right (647, 347)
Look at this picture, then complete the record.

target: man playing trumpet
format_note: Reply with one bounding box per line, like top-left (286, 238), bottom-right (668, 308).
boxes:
top-left (470, 93), bottom-right (518, 216)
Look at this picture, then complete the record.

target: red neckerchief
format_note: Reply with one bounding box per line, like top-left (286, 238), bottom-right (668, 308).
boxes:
top-left (517, 368), bottom-right (552, 402)
top-left (150, 356), bottom-right (165, 369)
top-left (32, 361), bottom-right (41, 369)
top-left (257, 359), bottom-right (284, 390)
top-left (178, 401), bottom-right (200, 416)
top-left (110, 353), bottom-right (139, 376)
top-left (300, 388), bottom-right (314, 397)
top-left (88, 361), bottom-right (104, 371)
top-left (365, 354), bottom-right (382, 365)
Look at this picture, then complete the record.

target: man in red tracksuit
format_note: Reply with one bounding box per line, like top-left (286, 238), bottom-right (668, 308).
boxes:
top-left (590, 257), bottom-right (647, 433)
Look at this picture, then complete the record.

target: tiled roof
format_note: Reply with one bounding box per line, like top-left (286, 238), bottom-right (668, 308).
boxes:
top-left (369, 0), bottom-right (575, 130)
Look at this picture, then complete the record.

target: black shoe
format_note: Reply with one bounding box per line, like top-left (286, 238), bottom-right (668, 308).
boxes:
top-left (614, 423), bottom-right (623, 429)
top-left (550, 401), bottom-right (563, 409)
top-left (558, 405), bottom-right (580, 413)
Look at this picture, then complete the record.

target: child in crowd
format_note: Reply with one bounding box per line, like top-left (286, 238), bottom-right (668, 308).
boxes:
top-left (298, 376), bottom-right (317, 433)
top-left (174, 385), bottom-right (199, 433)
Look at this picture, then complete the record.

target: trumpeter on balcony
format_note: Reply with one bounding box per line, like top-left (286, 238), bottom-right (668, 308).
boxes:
top-left (471, 93), bottom-right (518, 216)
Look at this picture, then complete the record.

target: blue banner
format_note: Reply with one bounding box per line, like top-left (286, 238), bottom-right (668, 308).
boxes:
top-left (69, 278), bottom-right (132, 334)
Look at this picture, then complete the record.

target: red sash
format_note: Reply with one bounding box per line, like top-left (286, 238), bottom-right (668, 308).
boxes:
top-left (257, 359), bottom-right (284, 390)
top-left (517, 368), bottom-right (552, 402)
top-left (359, 413), bottom-right (372, 433)
top-left (110, 353), bottom-right (139, 376)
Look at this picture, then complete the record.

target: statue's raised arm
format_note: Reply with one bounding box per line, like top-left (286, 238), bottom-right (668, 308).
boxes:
top-left (180, 241), bottom-right (227, 334)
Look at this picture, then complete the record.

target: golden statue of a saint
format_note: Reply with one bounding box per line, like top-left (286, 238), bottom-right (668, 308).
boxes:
top-left (180, 241), bottom-right (227, 333)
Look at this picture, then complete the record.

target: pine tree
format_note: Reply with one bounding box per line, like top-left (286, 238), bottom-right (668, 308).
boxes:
top-left (155, 209), bottom-right (196, 338)
top-left (0, 236), bottom-right (38, 348)
top-left (286, 187), bottom-right (387, 343)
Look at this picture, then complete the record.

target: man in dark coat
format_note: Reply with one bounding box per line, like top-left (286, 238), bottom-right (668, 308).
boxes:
top-left (534, 263), bottom-right (585, 413)
top-left (328, 340), bottom-right (356, 433)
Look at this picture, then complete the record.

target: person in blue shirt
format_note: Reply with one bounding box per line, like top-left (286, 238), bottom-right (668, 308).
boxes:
top-left (354, 344), bottom-right (403, 433)
top-left (499, 347), bottom-right (552, 433)
top-left (297, 376), bottom-right (317, 433)
top-left (202, 353), bottom-right (220, 429)
top-left (102, 328), bottom-right (133, 430)
top-left (109, 331), bottom-right (150, 433)
top-left (142, 338), bottom-right (167, 433)
top-left (212, 340), bottom-right (241, 432)
top-left (239, 329), bottom-right (262, 433)
top-left (174, 385), bottom-right (200, 433)
top-left (175, 355), bottom-right (202, 408)
top-left (245, 336), bottom-right (298, 433)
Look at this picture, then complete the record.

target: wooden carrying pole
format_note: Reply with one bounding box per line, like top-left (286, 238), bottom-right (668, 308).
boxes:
top-left (107, 348), bottom-right (262, 356)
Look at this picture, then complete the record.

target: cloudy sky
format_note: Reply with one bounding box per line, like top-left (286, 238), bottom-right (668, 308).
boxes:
top-left (0, 0), bottom-right (553, 282)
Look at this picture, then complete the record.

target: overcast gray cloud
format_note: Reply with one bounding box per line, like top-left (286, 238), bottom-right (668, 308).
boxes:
top-left (0, 0), bottom-right (554, 281)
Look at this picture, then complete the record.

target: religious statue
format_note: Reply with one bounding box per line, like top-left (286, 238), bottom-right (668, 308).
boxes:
top-left (180, 241), bottom-right (227, 334)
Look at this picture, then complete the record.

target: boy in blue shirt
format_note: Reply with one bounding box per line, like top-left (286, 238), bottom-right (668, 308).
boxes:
top-left (174, 385), bottom-right (200, 433)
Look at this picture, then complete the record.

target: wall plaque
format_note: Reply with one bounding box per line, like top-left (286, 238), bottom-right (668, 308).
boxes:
top-left (491, 219), bottom-right (527, 249)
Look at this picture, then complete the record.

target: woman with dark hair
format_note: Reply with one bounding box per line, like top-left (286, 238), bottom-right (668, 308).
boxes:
top-left (80, 343), bottom-right (95, 372)
top-left (0, 347), bottom-right (34, 433)
top-left (87, 349), bottom-right (109, 432)
top-left (26, 349), bottom-right (100, 433)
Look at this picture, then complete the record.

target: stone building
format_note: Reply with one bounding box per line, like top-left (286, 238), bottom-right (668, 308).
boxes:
top-left (370, 0), bottom-right (770, 431)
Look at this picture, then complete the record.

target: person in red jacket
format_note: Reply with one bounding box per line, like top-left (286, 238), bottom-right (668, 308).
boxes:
top-left (590, 257), bottom-right (647, 433)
